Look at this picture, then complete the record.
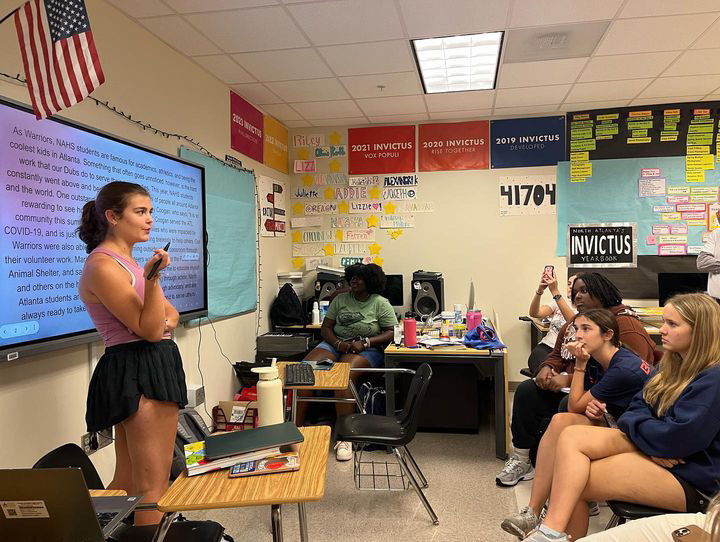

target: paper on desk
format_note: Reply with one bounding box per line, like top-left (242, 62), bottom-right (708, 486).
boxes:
top-left (418, 337), bottom-right (465, 347)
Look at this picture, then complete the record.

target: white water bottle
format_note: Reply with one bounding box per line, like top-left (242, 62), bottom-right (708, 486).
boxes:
top-left (251, 359), bottom-right (284, 426)
top-left (311, 301), bottom-right (320, 325)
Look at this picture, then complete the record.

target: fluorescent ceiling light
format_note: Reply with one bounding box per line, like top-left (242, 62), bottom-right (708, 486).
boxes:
top-left (412, 31), bottom-right (503, 94)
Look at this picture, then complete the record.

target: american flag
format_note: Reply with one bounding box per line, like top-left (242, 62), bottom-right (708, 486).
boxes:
top-left (14, 0), bottom-right (105, 119)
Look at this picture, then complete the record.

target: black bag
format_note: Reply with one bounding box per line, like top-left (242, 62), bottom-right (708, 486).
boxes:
top-left (171, 407), bottom-right (211, 480)
top-left (270, 283), bottom-right (306, 326)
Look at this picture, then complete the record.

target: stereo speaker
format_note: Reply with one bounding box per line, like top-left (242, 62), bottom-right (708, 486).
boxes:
top-left (411, 271), bottom-right (444, 318)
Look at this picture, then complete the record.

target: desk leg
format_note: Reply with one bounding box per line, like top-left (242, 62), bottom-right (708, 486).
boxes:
top-left (493, 356), bottom-right (507, 460)
top-left (298, 502), bottom-right (308, 542)
top-left (150, 512), bottom-right (176, 542)
top-left (291, 390), bottom-right (298, 424)
top-left (271, 504), bottom-right (284, 542)
top-left (348, 380), bottom-right (364, 414)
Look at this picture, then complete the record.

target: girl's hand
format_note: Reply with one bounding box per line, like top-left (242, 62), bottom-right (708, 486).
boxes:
top-left (144, 248), bottom-right (170, 279)
top-left (349, 340), bottom-right (365, 354)
top-left (650, 456), bottom-right (685, 468)
top-left (566, 341), bottom-right (589, 364)
top-left (585, 399), bottom-right (607, 421)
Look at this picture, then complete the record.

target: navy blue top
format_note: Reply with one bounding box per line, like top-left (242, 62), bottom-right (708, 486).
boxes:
top-left (618, 365), bottom-right (720, 495)
top-left (588, 347), bottom-right (655, 420)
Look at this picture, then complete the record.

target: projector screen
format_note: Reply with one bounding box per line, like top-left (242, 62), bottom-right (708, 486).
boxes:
top-left (0, 97), bottom-right (207, 361)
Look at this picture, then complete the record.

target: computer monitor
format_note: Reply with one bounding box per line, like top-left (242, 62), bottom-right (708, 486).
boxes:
top-left (383, 274), bottom-right (404, 307)
top-left (658, 272), bottom-right (708, 306)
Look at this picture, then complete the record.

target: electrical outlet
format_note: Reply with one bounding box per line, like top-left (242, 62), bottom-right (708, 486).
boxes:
top-left (81, 428), bottom-right (113, 456)
top-left (81, 433), bottom-right (93, 455)
top-left (97, 428), bottom-right (113, 451)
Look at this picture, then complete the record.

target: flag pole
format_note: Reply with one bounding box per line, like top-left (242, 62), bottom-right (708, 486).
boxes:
top-left (0, 6), bottom-right (21, 27)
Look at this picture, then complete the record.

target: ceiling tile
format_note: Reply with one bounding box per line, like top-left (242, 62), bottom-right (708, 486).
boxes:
top-left (639, 75), bottom-right (720, 98)
top-left (284, 120), bottom-right (313, 128)
top-left (107, 0), bottom-right (173, 18)
top-left (504, 21), bottom-right (609, 63)
top-left (693, 19), bottom-right (720, 49)
top-left (705, 94), bottom-right (720, 100)
top-left (291, 100), bottom-right (363, 119)
top-left (619, 0), bottom-right (720, 18)
top-left (267, 78), bottom-right (349, 102)
top-left (230, 83), bottom-right (283, 105)
top-left (165, 0), bottom-right (278, 13)
top-left (399, 0), bottom-right (509, 38)
top-left (185, 7), bottom-right (308, 52)
top-left (318, 41), bottom-right (415, 76)
top-left (368, 113), bottom-right (430, 124)
top-left (499, 58), bottom-right (588, 88)
top-left (261, 104), bottom-right (303, 121)
top-left (428, 109), bottom-right (492, 120)
top-left (311, 117), bottom-right (367, 127)
top-left (138, 16), bottom-right (221, 56)
top-left (495, 85), bottom-right (571, 107)
top-left (559, 99), bottom-right (630, 111)
top-left (288, 0), bottom-right (404, 46)
top-left (595, 15), bottom-right (715, 55)
top-left (424, 90), bottom-right (495, 112)
top-left (193, 55), bottom-right (255, 83)
top-left (578, 52), bottom-right (680, 82)
top-left (232, 49), bottom-right (332, 81)
top-left (340, 72), bottom-right (422, 99)
top-left (509, 0), bottom-right (623, 27)
top-left (565, 79), bottom-right (653, 102)
top-left (663, 49), bottom-right (720, 76)
top-left (356, 95), bottom-right (426, 116)
top-left (492, 105), bottom-right (561, 117)
top-left (630, 96), bottom-right (704, 106)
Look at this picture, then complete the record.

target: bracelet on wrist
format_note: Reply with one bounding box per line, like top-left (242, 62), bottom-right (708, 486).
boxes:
top-left (574, 367), bottom-right (586, 373)
top-left (552, 293), bottom-right (562, 301)
top-left (536, 289), bottom-right (543, 296)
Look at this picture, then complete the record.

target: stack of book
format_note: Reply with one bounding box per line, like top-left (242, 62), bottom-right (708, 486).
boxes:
top-left (184, 421), bottom-right (304, 477)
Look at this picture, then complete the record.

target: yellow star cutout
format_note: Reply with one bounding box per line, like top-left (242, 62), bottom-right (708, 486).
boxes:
top-left (338, 200), bottom-right (349, 213)
top-left (369, 242), bottom-right (382, 255)
top-left (366, 215), bottom-right (379, 228)
top-left (291, 257), bottom-right (304, 270)
top-left (292, 202), bottom-right (304, 215)
top-left (384, 202), bottom-right (396, 214)
top-left (291, 230), bottom-right (302, 243)
top-left (323, 244), bottom-right (335, 256)
top-left (302, 174), bottom-right (314, 186)
top-left (372, 256), bottom-right (384, 267)
top-left (368, 185), bottom-right (382, 199)
top-left (335, 230), bottom-right (344, 241)
top-left (324, 186), bottom-right (335, 200)
top-left (297, 148), bottom-right (310, 160)
top-left (389, 229), bottom-right (403, 240)
top-left (329, 159), bottom-right (342, 172)
top-left (329, 131), bottom-right (343, 146)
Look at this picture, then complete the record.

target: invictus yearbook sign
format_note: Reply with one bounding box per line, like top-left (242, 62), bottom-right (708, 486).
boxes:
top-left (567, 223), bottom-right (637, 268)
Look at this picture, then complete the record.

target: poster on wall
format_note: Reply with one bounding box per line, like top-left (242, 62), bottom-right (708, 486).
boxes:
top-left (348, 125), bottom-right (415, 174)
top-left (259, 176), bottom-right (286, 237)
top-left (230, 91), bottom-right (263, 163)
top-left (263, 116), bottom-right (289, 174)
top-left (567, 223), bottom-right (637, 268)
top-left (498, 175), bottom-right (556, 216)
top-left (418, 120), bottom-right (489, 171)
top-left (490, 116), bottom-right (565, 168)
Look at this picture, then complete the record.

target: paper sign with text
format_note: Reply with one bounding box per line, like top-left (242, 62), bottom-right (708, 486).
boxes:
top-left (348, 125), bottom-right (415, 174)
top-left (418, 120), bottom-right (489, 171)
top-left (499, 175), bottom-right (557, 216)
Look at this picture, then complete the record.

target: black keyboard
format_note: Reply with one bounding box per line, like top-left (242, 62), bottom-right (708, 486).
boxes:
top-left (285, 362), bottom-right (315, 386)
top-left (96, 511), bottom-right (118, 529)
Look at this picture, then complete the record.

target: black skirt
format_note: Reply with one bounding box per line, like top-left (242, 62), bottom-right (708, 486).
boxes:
top-left (86, 339), bottom-right (188, 432)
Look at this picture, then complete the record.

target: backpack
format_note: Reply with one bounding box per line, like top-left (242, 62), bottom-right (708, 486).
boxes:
top-left (464, 321), bottom-right (506, 351)
top-left (171, 407), bottom-right (211, 481)
top-left (358, 381), bottom-right (386, 416)
top-left (270, 283), bottom-right (306, 326)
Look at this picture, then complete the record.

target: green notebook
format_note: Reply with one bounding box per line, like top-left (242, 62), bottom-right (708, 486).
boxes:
top-left (205, 422), bottom-right (304, 461)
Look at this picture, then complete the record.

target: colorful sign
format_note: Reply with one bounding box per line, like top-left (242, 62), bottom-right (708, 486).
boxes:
top-left (491, 116), bottom-right (565, 168)
top-left (263, 116), bottom-right (289, 174)
top-left (348, 125), bottom-right (415, 174)
top-left (230, 91), bottom-right (263, 163)
top-left (418, 120), bottom-right (489, 171)
top-left (567, 223), bottom-right (637, 268)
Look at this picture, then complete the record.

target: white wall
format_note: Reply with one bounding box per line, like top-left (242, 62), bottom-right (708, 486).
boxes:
top-left (0, 0), bottom-right (289, 482)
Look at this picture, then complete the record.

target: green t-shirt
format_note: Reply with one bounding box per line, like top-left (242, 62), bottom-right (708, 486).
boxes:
top-left (325, 292), bottom-right (398, 340)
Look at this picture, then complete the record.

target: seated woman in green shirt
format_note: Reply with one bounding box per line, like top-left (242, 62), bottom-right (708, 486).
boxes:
top-left (299, 263), bottom-right (398, 460)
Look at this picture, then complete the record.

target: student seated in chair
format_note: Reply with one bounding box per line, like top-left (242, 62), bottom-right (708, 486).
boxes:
top-left (296, 263), bottom-right (397, 461)
top-left (502, 309), bottom-right (655, 539)
top-left (496, 273), bottom-right (656, 488)
top-left (522, 293), bottom-right (720, 542)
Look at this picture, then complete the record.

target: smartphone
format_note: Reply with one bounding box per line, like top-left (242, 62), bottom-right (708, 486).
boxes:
top-left (543, 265), bottom-right (555, 277)
top-left (146, 242), bottom-right (171, 280)
top-left (672, 525), bottom-right (710, 542)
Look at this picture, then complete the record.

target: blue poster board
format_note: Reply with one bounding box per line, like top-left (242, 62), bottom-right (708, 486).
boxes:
top-left (490, 116), bottom-right (566, 168)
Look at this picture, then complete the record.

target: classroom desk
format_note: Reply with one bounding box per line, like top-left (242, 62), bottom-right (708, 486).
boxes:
top-left (89, 490), bottom-right (127, 497)
top-left (157, 426), bottom-right (330, 542)
top-left (383, 344), bottom-right (509, 460)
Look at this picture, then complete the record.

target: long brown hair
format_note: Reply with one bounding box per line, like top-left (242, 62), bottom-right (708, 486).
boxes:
top-left (574, 309), bottom-right (621, 348)
top-left (77, 181), bottom-right (150, 253)
top-left (643, 293), bottom-right (720, 416)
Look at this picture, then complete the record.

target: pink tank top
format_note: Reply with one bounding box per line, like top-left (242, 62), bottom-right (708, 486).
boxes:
top-left (83, 247), bottom-right (155, 346)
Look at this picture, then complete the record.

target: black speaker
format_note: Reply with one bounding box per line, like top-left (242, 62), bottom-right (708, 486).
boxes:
top-left (314, 271), bottom-right (347, 302)
top-left (411, 271), bottom-right (444, 318)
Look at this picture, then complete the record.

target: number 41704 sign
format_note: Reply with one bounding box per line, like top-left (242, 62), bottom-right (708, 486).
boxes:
top-left (499, 175), bottom-right (556, 216)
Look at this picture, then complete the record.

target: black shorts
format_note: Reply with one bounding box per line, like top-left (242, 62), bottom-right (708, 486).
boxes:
top-left (671, 472), bottom-right (710, 513)
top-left (86, 339), bottom-right (187, 432)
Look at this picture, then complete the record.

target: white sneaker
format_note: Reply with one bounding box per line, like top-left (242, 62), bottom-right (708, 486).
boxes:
top-left (496, 454), bottom-right (535, 487)
top-left (334, 441), bottom-right (352, 461)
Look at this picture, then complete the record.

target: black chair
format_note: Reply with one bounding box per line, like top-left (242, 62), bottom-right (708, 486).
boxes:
top-left (33, 443), bottom-right (226, 542)
top-left (605, 501), bottom-right (674, 529)
top-left (336, 363), bottom-right (439, 525)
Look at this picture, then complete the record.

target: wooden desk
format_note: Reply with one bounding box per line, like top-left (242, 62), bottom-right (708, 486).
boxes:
top-left (384, 343), bottom-right (509, 460)
top-left (89, 490), bottom-right (127, 497)
top-left (157, 426), bottom-right (330, 542)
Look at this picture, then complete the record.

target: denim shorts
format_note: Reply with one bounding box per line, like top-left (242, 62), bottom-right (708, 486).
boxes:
top-left (315, 340), bottom-right (384, 368)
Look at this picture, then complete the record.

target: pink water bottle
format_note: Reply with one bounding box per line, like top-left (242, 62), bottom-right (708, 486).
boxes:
top-left (403, 318), bottom-right (417, 347)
